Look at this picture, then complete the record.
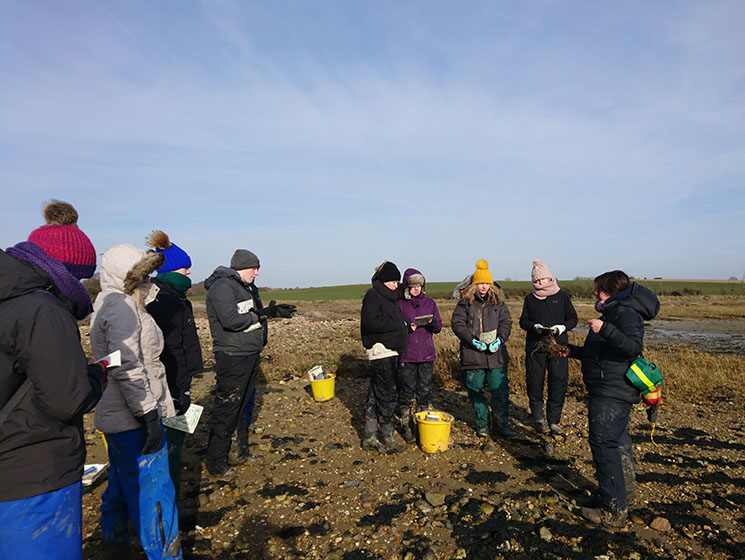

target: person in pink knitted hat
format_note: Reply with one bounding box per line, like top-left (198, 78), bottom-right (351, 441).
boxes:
top-left (519, 259), bottom-right (577, 434)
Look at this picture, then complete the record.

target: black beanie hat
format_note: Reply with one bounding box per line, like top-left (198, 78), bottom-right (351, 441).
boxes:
top-left (375, 261), bottom-right (401, 283)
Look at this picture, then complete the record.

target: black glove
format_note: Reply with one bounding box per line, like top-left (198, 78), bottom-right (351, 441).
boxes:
top-left (137, 410), bottom-right (163, 455)
top-left (276, 303), bottom-right (297, 318)
top-left (646, 404), bottom-right (659, 424)
top-left (174, 390), bottom-right (191, 416)
top-left (262, 300), bottom-right (278, 318)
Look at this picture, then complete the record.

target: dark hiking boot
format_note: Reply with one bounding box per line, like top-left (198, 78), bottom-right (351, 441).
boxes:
top-left (234, 448), bottom-right (263, 464)
top-left (581, 506), bottom-right (628, 528)
top-left (535, 419), bottom-right (550, 434)
top-left (361, 435), bottom-right (384, 452)
top-left (206, 464), bottom-right (237, 481)
top-left (495, 422), bottom-right (517, 439)
top-left (476, 426), bottom-right (490, 438)
top-left (381, 431), bottom-right (404, 454)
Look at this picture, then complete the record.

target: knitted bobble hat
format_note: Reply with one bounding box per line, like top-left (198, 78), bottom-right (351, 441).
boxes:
top-left (531, 259), bottom-right (553, 282)
top-left (27, 200), bottom-right (96, 279)
top-left (147, 230), bottom-right (192, 273)
top-left (471, 259), bottom-right (493, 285)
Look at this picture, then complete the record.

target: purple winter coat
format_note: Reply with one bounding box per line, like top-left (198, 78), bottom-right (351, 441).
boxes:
top-left (396, 268), bottom-right (442, 363)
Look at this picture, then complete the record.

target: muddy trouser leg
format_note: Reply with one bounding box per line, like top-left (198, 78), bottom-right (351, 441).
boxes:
top-left (525, 352), bottom-right (547, 422)
top-left (206, 352), bottom-right (260, 472)
top-left (545, 355), bottom-right (569, 426)
top-left (371, 356), bottom-right (399, 437)
top-left (587, 395), bottom-right (632, 512)
top-left (397, 362), bottom-right (417, 413)
top-left (619, 423), bottom-right (636, 501)
top-left (465, 369), bottom-right (489, 430)
top-left (0, 480), bottom-right (83, 560)
top-left (165, 427), bottom-right (186, 504)
top-left (236, 387), bottom-right (257, 455)
top-left (364, 362), bottom-right (379, 439)
top-left (487, 367), bottom-right (510, 430)
top-left (104, 427), bottom-right (182, 559)
top-left (415, 362), bottom-right (434, 409)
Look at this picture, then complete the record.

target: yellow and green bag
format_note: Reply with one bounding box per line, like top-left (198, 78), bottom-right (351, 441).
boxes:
top-left (625, 356), bottom-right (663, 395)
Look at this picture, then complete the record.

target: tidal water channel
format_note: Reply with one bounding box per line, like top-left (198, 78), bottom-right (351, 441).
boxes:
top-left (574, 319), bottom-right (745, 354)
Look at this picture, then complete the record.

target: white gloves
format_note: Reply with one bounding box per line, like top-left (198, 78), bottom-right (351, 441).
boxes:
top-left (550, 324), bottom-right (566, 336)
top-left (533, 323), bottom-right (546, 333)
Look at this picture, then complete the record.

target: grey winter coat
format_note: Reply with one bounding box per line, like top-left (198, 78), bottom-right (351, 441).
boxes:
top-left (204, 266), bottom-right (264, 355)
top-left (451, 286), bottom-right (512, 370)
top-left (92, 244), bottom-right (176, 434)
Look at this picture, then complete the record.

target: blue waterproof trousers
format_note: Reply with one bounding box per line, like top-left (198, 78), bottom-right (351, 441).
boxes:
top-left (101, 426), bottom-right (181, 559)
top-left (0, 480), bottom-right (82, 560)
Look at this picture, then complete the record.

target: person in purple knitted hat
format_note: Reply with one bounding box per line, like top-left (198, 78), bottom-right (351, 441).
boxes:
top-left (0, 201), bottom-right (105, 559)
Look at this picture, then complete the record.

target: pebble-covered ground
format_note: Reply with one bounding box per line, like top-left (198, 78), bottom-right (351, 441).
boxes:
top-left (80, 304), bottom-right (745, 559)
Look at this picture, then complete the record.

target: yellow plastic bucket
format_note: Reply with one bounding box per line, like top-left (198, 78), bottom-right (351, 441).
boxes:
top-left (310, 373), bottom-right (336, 402)
top-left (415, 411), bottom-right (453, 453)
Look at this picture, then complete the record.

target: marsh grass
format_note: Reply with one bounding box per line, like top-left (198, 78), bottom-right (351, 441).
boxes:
top-left (257, 297), bottom-right (745, 407)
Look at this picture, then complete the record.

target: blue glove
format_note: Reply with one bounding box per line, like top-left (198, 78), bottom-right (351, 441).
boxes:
top-left (471, 338), bottom-right (487, 351)
top-left (488, 338), bottom-right (502, 353)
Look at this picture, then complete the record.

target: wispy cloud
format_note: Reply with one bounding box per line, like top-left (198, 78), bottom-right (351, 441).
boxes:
top-left (2, 1), bottom-right (743, 284)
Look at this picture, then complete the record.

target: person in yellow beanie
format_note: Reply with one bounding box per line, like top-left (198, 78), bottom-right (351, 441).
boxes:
top-left (451, 260), bottom-right (515, 438)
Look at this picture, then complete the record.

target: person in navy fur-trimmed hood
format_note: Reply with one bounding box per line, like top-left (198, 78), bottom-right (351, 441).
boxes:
top-left (565, 270), bottom-right (659, 528)
top-left (359, 261), bottom-right (408, 452)
top-left (395, 268), bottom-right (442, 443)
top-left (0, 201), bottom-right (104, 560)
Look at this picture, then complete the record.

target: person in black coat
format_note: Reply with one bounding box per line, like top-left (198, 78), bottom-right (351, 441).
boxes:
top-left (146, 231), bottom-right (204, 503)
top-left (564, 270), bottom-right (659, 528)
top-left (519, 259), bottom-right (577, 434)
top-left (0, 201), bottom-right (104, 559)
top-left (360, 261), bottom-right (408, 452)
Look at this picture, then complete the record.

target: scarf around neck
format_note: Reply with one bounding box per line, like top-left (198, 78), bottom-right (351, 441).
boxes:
top-left (6, 241), bottom-right (93, 320)
top-left (157, 271), bottom-right (192, 293)
top-left (532, 277), bottom-right (560, 300)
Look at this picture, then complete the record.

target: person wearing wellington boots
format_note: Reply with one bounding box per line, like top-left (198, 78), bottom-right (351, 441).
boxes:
top-left (451, 260), bottom-right (514, 439)
top-left (0, 201), bottom-right (105, 560)
top-left (360, 261), bottom-right (408, 452)
top-left (395, 268), bottom-right (442, 443)
top-left (204, 250), bottom-right (296, 478)
top-left (145, 231), bottom-right (204, 506)
top-left (91, 244), bottom-right (182, 559)
top-left (564, 270), bottom-right (659, 528)
top-left (519, 259), bottom-right (577, 435)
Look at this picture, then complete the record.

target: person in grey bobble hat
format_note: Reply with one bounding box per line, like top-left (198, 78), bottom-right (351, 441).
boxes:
top-left (203, 249), bottom-right (296, 478)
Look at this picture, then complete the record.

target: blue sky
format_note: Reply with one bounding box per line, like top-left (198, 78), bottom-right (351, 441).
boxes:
top-left (2, 1), bottom-right (744, 287)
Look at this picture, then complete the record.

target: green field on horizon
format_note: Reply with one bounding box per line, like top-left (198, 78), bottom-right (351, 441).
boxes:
top-left (249, 278), bottom-right (744, 302)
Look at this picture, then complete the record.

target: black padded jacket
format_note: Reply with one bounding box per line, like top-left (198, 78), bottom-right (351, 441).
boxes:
top-left (569, 283), bottom-right (660, 403)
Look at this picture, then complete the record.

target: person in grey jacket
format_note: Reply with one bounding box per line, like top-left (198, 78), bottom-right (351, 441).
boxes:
top-left (451, 260), bottom-right (514, 438)
top-left (204, 249), bottom-right (294, 477)
top-left (91, 243), bottom-right (181, 559)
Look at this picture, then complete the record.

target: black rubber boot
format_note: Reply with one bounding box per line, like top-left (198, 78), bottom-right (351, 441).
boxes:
top-left (399, 407), bottom-right (416, 444)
